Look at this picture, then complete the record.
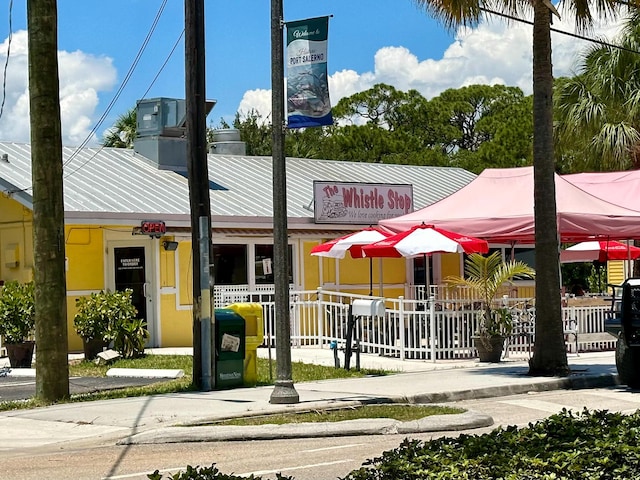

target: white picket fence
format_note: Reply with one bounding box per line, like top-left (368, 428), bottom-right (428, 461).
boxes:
top-left (217, 286), bottom-right (617, 361)
top-left (0, 286), bottom-right (615, 362)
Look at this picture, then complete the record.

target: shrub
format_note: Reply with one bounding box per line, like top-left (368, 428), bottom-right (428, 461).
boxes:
top-left (147, 463), bottom-right (294, 479)
top-left (145, 410), bottom-right (640, 479)
top-left (0, 281), bottom-right (35, 344)
top-left (112, 316), bottom-right (148, 359)
top-left (343, 408), bottom-right (640, 479)
top-left (73, 289), bottom-right (148, 359)
top-left (74, 291), bottom-right (113, 342)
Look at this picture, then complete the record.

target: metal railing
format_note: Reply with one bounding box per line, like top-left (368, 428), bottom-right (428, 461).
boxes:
top-left (214, 286), bottom-right (617, 362)
top-left (0, 286), bottom-right (615, 363)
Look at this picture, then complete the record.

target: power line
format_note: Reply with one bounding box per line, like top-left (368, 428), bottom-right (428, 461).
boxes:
top-left (62, 0), bottom-right (169, 169)
top-left (481, 7), bottom-right (640, 56)
top-left (7, 0), bottom-right (179, 195)
top-left (140, 29), bottom-right (185, 101)
top-left (62, 28), bottom-right (185, 181)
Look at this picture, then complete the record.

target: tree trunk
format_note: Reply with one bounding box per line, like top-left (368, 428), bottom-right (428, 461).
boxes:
top-left (528, 0), bottom-right (569, 376)
top-left (27, 0), bottom-right (70, 401)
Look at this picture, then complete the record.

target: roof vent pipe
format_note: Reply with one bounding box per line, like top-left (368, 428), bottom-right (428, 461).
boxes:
top-left (209, 128), bottom-right (246, 155)
top-left (1, 153), bottom-right (8, 163)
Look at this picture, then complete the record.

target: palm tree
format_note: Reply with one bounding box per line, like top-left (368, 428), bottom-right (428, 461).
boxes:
top-left (555, 11), bottom-right (640, 173)
top-left (447, 252), bottom-right (535, 343)
top-left (414, 0), bottom-right (635, 375)
top-left (27, 0), bottom-right (70, 402)
top-left (102, 108), bottom-right (137, 148)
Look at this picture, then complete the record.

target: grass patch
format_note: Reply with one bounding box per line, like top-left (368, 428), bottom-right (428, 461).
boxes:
top-left (257, 357), bottom-right (390, 385)
top-left (0, 352), bottom-right (391, 410)
top-left (211, 404), bottom-right (464, 426)
top-left (69, 354), bottom-right (193, 377)
top-left (69, 353), bottom-right (388, 384)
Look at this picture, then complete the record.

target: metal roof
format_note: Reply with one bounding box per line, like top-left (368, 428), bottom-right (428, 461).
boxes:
top-left (0, 142), bottom-right (475, 229)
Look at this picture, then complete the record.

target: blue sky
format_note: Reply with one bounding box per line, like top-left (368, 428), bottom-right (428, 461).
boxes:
top-left (0, 0), bottom-right (624, 146)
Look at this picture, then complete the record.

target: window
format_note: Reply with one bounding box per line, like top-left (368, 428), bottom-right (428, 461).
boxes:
top-left (413, 255), bottom-right (434, 293)
top-left (212, 244), bottom-right (247, 285)
top-left (255, 244), bottom-right (293, 284)
top-left (514, 247), bottom-right (535, 270)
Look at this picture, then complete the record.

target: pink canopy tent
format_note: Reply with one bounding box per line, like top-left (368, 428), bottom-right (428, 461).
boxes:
top-left (563, 170), bottom-right (640, 210)
top-left (380, 166), bottom-right (640, 243)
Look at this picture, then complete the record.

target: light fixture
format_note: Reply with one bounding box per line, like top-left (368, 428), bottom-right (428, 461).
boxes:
top-left (163, 241), bottom-right (179, 251)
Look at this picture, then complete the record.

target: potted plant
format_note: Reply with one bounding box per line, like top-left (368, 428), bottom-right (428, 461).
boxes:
top-left (73, 289), bottom-right (148, 360)
top-left (0, 281), bottom-right (35, 367)
top-left (446, 251), bottom-right (535, 362)
top-left (74, 291), bottom-right (113, 359)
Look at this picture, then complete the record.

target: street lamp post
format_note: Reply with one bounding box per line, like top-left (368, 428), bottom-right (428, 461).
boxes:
top-left (269, 0), bottom-right (299, 405)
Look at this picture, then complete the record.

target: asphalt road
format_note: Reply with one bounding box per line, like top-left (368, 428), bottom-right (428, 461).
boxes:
top-left (0, 375), bottom-right (163, 402)
top-left (2, 386), bottom-right (639, 480)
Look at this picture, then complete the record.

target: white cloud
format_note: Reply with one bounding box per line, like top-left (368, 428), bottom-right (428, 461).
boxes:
top-left (238, 8), bottom-right (624, 121)
top-left (236, 88), bottom-right (273, 124)
top-left (0, 9), bottom-right (627, 143)
top-left (0, 30), bottom-right (117, 146)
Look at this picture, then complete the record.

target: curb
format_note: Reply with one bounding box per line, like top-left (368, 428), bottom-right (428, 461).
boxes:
top-left (106, 368), bottom-right (184, 379)
top-left (1, 368), bottom-right (36, 377)
top-left (1, 368), bottom-right (186, 379)
top-left (117, 410), bottom-right (494, 445)
top-left (117, 373), bottom-right (620, 445)
top-left (407, 373), bottom-right (621, 404)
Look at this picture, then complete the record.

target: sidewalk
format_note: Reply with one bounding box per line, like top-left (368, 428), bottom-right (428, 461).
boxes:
top-left (0, 348), bottom-right (619, 449)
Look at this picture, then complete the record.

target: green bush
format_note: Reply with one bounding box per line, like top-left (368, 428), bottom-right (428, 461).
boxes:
top-left (344, 408), bottom-right (640, 479)
top-left (73, 289), bottom-right (148, 358)
top-left (145, 410), bottom-right (640, 479)
top-left (0, 281), bottom-right (35, 344)
top-left (112, 315), bottom-right (148, 359)
top-left (74, 291), bottom-right (114, 342)
top-left (147, 463), bottom-right (294, 480)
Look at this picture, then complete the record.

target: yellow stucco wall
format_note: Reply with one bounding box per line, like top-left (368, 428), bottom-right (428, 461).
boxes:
top-left (608, 260), bottom-right (625, 286)
top-left (0, 195), bottom-right (33, 283)
top-left (65, 227), bottom-right (104, 291)
top-left (177, 242), bottom-right (193, 306)
top-left (440, 253), bottom-right (460, 280)
top-left (67, 295), bottom-right (84, 351)
top-left (64, 225), bottom-right (109, 351)
top-left (304, 239), bottom-right (410, 296)
top-left (158, 240), bottom-right (193, 346)
top-left (160, 293), bottom-right (192, 346)
top-left (0, 193), bottom-right (550, 352)
top-left (160, 242), bottom-right (176, 288)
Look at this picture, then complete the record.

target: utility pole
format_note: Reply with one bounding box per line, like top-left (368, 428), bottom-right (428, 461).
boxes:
top-left (185, 0), bottom-right (214, 391)
top-left (27, 0), bottom-right (70, 403)
top-left (269, 0), bottom-right (299, 405)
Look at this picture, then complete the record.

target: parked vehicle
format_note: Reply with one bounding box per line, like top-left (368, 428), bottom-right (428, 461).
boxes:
top-left (605, 278), bottom-right (640, 387)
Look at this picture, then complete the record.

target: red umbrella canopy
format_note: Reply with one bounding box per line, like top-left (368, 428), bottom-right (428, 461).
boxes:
top-left (560, 240), bottom-right (640, 263)
top-left (362, 224), bottom-right (489, 258)
top-left (310, 227), bottom-right (392, 259)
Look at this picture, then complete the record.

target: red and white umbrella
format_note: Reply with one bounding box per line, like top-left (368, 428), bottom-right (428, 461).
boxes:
top-left (310, 227), bottom-right (393, 296)
top-left (362, 224), bottom-right (489, 299)
top-left (560, 240), bottom-right (640, 263)
top-left (361, 224), bottom-right (489, 258)
top-left (310, 227), bottom-right (392, 259)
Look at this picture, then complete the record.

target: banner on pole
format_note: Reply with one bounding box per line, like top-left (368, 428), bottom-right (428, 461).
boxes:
top-left (285, 16), bottom-right (333, 128)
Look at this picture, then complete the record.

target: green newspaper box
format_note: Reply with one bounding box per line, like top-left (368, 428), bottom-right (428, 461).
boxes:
top-left (214, 308), bottom-right (246, 389)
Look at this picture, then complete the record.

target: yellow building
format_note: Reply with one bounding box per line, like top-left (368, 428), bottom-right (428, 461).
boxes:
top-left (0, 122), bottom-right (477, 350)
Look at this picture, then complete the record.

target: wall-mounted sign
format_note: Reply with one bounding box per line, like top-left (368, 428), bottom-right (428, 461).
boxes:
top-left (140, 220), bottom-right (166, 238)
top-left (313, 181), bottom-right (413, 224)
